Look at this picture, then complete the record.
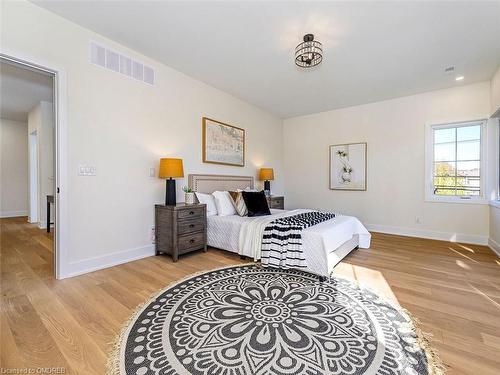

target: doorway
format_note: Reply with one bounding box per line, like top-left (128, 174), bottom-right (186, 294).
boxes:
top-left (0, 53), bottom-right (64, 278)
top-left (29, 130), bottom-right (39, 223)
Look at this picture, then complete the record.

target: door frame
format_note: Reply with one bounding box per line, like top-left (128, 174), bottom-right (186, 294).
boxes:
top-left (1, 51), bottom-right (68, 279)
top-left (28, 130), bottom-right (39, 223)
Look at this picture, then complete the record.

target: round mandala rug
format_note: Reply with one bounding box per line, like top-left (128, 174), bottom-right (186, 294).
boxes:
top-left (108, 265), bottom-right (444, 375)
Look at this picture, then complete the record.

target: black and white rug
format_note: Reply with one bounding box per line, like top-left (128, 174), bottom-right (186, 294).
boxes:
top-left (109, 265), bottom-right (443, 375)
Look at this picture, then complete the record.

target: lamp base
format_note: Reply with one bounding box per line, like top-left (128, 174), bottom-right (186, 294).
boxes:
top-left (264, 180), bottom-right (271, 196)
top-left (166, 178), bottom-right (176, 206)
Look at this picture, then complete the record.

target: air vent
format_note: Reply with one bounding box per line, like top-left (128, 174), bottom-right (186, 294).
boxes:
top-left (132, 61), bottom-right (144, 81)
top-left (119, 55), bottom-right (132, 77)
top-left (144, 66), bottom-right (155, 85)
top-left (105, 49), bottom-right (119, 72)
top-left (89, 41), bottom-right (155, 85)
top-left (90, 43), bottom-right (105, 67)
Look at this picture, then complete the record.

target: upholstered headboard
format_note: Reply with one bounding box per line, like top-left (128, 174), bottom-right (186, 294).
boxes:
top-left (188, 174), bottom-right (254, 193)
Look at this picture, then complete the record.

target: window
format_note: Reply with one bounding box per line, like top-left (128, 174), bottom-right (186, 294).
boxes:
top-left (426, 120), bottom-right (486, 203)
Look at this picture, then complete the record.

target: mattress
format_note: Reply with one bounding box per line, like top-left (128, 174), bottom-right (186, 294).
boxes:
top-left (207, 209), bottom-right (370, 254)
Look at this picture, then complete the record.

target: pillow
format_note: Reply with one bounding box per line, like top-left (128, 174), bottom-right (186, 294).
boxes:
top-left (212, 191), bottom-right (237, 216)
top-left (195, 192), bottom-right (217, 216)
top-left (241, 191), bottom-right (271, 217)
top-left (228, 191), bottom-right (248, 216)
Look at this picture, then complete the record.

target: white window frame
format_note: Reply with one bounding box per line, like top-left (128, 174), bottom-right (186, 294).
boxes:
top-left (492, 117), bottom-right (500, 207)
top-left (497, 117), bottom-right (500, 201)
top-left (425, 119), bottom-right (488, 204)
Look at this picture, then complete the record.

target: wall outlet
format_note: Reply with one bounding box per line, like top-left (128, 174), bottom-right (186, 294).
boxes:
top-left (150, 226), bottom-right (156, 242)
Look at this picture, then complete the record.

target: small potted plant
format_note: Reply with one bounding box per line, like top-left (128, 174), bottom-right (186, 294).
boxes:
top-left (183, 186), bottom-right (196, 204)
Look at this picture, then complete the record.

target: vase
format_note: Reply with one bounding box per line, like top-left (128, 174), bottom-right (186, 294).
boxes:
top-left (185, 192), bottom-right (196, 204)
top-left (341, 171), bottom-right (352, 183)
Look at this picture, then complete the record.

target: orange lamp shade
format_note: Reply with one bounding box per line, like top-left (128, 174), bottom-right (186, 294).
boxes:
top-left (259, 168), bottom-right (274, 181)
top-left (159, 158), bottom-right (184, 179)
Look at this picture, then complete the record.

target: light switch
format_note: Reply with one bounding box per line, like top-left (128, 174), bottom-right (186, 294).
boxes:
top-left (149, 167), bottom-right (156, 177)
top-left (78, 165), bottom-right (96, 176)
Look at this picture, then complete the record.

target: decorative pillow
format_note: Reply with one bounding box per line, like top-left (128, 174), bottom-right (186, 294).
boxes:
top-left (195, 192), bottom-right (217, 216)
top-left (212, 191), bottom-right (237, 216)
top-left (228, 191), bottom-right (248, 216)
top-left (241, 191), bottom-right (271, 217)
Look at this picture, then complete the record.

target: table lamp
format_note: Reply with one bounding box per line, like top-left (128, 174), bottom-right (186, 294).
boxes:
top-left (159, 158), bottom-right (184, 205)
top-left (259, 168), bottom-right (274, 196)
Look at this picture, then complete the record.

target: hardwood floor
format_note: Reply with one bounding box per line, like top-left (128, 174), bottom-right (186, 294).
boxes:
top-left (1, 216), bottom-right (499, 374)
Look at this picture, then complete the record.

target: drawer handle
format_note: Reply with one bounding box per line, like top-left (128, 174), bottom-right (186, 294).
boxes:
top-left (189, 239), bottom-right (195, 243)
top-left (189, 211), bottom-right (194, 215)
top-left (189, 224), bottom-right (195, 228)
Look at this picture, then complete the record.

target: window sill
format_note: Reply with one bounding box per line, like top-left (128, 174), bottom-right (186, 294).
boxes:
top-left (490, 200), bottom-right (500, 209)
top-left (425, 196), bottom-right (489, 205)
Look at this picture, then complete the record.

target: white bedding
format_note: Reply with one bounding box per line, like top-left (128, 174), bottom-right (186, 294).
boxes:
top-left (207, 213), bottom-right (251, 253)
top-left (207, 209), bottom-right (371, 275)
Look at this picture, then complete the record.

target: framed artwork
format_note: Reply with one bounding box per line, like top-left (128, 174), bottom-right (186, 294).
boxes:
top-left (202, 117), bottom-right (245, 167)
top-left (329, 142), bottom-right (367, 190)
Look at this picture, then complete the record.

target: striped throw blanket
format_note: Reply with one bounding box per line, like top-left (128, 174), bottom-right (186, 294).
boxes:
top-left (261, 211), bottom-right (336, 269)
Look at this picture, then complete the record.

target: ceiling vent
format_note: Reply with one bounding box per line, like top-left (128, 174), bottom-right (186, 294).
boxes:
top-left (90, 41), bottom-right (155, 85)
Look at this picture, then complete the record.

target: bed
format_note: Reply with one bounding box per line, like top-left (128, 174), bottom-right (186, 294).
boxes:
top-left (189, 174), bottom-right (371, 276)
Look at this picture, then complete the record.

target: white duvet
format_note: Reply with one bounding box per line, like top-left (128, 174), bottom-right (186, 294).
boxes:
top-left (207, 209), bottom-right (371, 275)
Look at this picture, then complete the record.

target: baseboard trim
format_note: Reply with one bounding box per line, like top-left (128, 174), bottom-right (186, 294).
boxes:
top-left (488, 238), bottom-right (500, 257)
top-left (57, 227), bottom-right (498, 278)
top-left (62, 244), bottom-right (155, 279)
top-left (0, 210), bottom-right (28, 218)
top-left (365, 224), bottom-right (489, 246)
top-left (38, 221), bottom-right (55, 230)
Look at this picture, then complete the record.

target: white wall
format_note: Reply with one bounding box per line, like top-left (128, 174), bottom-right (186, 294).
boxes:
top-left (488, 66), bottom-right (500, 255)
top-left (490, 65), bottom-right (500, 115)
top-left (284, 82), bottom-right (491, 244)
top-left (0, 119), bottom-right (28, 217)
top-left (28, 101), bottom-right (54, 228)
top-left (489, 204), bottom-right (500, 256)
top-left (1, 0), bottom-right (284, 276)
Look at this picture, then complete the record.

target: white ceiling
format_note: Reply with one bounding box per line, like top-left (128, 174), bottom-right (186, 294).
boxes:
top-left (33, 1), bottom-right (500, 118)
top-left (0, 61), bottom-right (53, 122)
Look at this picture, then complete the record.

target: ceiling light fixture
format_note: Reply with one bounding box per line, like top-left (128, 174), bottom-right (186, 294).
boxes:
top-left (455, 76), bottom-right (464, 81)
top-left (295, 34), bottom-right (323, 68)
top-left (444, 66), bottom-right (455, 74)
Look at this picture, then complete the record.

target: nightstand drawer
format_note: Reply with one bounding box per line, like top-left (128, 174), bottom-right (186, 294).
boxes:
top-left (267, 196), bottom-right (284, 209)
top-left (178, 207), bottom-right (204, 220)
top-left (270, 199), bottom-right (284, 209)
top-left (178, 220), bottom-right (205, 235)
top-left (178, 232), bottom-right (205, 252)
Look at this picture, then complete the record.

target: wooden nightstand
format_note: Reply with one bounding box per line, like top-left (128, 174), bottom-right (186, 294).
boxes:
top-left (155, 203), bottom-right (207, 261)
top-left (266, 196), bottom-right (284, 209)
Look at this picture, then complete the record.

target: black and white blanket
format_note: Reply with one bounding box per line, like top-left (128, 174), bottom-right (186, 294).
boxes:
top-left (261, 211), bottom-right (336, 269)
